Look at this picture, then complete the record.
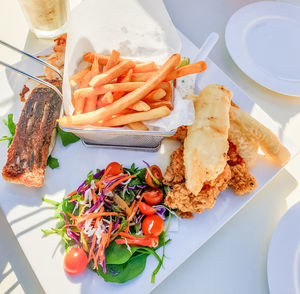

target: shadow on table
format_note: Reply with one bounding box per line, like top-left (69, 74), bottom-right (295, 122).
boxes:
top-left (151, 167), bottom-right (297, 294)
top-left (0, 208), bottom-right (45, 294)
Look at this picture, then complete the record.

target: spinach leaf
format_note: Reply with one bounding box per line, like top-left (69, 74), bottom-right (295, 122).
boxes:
top-left (106, 242), bottom-right (142, 265)
top-left (47, 155), bottom-right (59, 169)
top-left (56, 125), bottom-right (80, 146)
top-left (136, 168), bottom-right (146, 182)
top-left (96, 254), bottom-right (148, 283)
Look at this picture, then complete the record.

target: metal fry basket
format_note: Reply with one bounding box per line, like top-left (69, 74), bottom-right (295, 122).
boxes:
top-left (61, 126), bottom-right (176, 151)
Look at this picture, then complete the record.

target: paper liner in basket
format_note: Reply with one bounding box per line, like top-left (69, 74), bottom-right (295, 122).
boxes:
top-left (62, 0), bottom-right (195, 131)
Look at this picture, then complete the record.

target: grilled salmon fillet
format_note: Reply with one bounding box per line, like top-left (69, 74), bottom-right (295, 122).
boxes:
top-left (2, 84), bottom-right (61, 187)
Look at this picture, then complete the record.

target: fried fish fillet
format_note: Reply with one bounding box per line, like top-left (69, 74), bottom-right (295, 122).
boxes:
top-left (228, 120), bottom-right (258, 168)
top-left (184, 84), bottom-right (232, 195)
top-left (230, 106), bottom-right (290, 166)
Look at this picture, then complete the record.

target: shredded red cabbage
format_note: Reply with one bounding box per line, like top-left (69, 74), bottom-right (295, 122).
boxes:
top-left (93, 169), bottom-right (104, 179)
top-left (134, 214), bottom-right (144, 224)
top-left (153, 205), bottom-right (167, 220)
top-left (112, 217), bottom-right (119, 231)
top-left (127, 184), bottom-right (147, 190)
top-left (101, 256), bottom-right (106, 274)
top-left (143, 160), bottom-right (151, 168)
top-left (60, 211), bottom-right (79, 243)
top-left (77, 180), bottom-right (86, 193)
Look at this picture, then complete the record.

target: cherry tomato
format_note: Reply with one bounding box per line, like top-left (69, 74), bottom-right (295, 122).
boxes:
top-left (105, 162), bottom-right (123, 177)
top-left (145, 165), bottom-right (162, 188)
top-left (143, 188), bottom-right (163, 206)
top-left (64, 247), bottom-right (88, 275)
top-left (142, 215), bottom-right (164, 236)
top-left (139, 201), bottom-right (157, 215)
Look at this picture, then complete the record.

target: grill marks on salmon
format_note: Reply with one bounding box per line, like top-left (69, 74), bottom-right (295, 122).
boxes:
top-left (2, 85), bottom-right (62, 187)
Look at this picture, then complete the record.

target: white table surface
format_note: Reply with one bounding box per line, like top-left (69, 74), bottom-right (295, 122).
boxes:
top-left (1, 0), bottom-right (300, 293)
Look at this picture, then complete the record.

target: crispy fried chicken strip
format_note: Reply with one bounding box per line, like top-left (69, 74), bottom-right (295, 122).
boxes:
top-left (163, 145), bottom-right (185, 186)
top-left (184, 84), bottom-right (232, 195)
top-left (165, 164), bottom-right (231, 213)
top-left (228, 120), bottom-right (258, 168)
top-left (227, 142), bottom-right (257, 195)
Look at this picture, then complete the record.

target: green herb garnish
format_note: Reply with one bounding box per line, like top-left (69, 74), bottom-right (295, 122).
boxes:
top-left (47, 155), bottom-right (60, 169)
top-left (1, 113), bottom-right (16, 146)
top-left (178, 57), bottom-right (190, 68)
top-left (56, 125), bottom-right (80, 146)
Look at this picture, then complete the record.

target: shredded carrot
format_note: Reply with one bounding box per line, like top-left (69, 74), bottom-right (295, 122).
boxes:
top-left (66, 190), bottom-right (77, 198)
top-left (100, 235), bottom-right (107, 264)
top-left (88, 233), bottom-right (97, 262)
top-left (96, 166), bottom-right (112, 188)
top-left (109, 231), bottom-right (121, 243)
top-left (128, 195), bottom-right (144, 222)
top-left (106, 221), bottom-right (113, 248)
top-left (91, 189), bottom-right (97, 204)
top-left (77, 212), bottom-right (122, 224)
top-left (105, 175), bottom-right (136, 193)
top-left (67, 212), bottom-right (77, 221)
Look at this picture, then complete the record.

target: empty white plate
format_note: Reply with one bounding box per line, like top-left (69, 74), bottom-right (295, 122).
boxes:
top-left (225, 1), bottom-right (300, 96)
top-left (267, 202), bottom-right (300, 294)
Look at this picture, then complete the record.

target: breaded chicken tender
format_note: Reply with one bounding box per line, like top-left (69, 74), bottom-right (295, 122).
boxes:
top-left (164, 164), bottom-right (231, 213)
top-left (163, 145), bottom-right (185, 186)
top-left (227, 142), bottom-right (257, 195)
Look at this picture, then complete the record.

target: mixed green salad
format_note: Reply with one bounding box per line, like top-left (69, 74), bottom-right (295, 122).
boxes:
top-left (43, 162), bottom-right (174, 283)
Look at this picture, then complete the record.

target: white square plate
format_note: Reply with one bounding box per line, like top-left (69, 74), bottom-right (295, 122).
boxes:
top-left (0, 31), bottom-right (298, 294)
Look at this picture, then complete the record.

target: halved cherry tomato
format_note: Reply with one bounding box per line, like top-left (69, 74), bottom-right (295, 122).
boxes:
top-left (143, 188), bottom-right (163, 206)
top-left (64, 247), bottom-right (88, 275)
top-left (145, 165), bottom-right (162, 188)
top-left (105, 162), bottom-right (123, 177)
top-left (142, 215), bottom-right (164, 236)
top-left (139, 201), bottom-right (157, 215)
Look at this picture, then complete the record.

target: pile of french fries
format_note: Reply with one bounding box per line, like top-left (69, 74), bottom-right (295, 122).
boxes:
top-left (58, 50), bottom-right (207, 130)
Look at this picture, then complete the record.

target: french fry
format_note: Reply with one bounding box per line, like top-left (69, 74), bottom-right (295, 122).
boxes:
top-left (69, 66), bottom-right (91, 88)
top-left (59, 53), bottom-right (181, 126)
top-left (73, 67), bottom-right (95, 114)
top-left (133, 61), bottom-right (158, 73)
top-left (89, 60), bottom-right (135, 87)
top-left (84, 56), bottom-right (101, 113)
top-left (97, 106), bottom-right (171, 127)
top-left (144, 88), bottom-right (166, 102)
top-left (113, 69), bottom-right (133, 100)
top-left (131, 72), bottom-right (155, 82)
top-left (127, 122), bottom-right (149, 131)
top-left (148, 101), bottom-right (173, 109)
top-left (129, 100), bottom-right (151, 112)
top-left (98, 82), bottom-right (145, 94)
top-left (73, 82), bottom-right (145, 98)
top-left (117, 69), bottom-right (133, 83)
top-left (159, 81), bottom-right (173, 108)
top-left (83, 52), bottom-right (111, 65)
top-left (165, 61), bottom-right (207, 81)
top-left (105, 50), bottom-right (120, 71)
top-left (101, 91), bottom-right (114, 105)
top-left (96, 96), bottom-right (103, 109)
